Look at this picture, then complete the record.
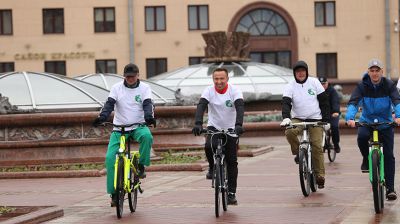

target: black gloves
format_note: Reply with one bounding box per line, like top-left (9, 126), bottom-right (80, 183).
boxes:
top-left (145, 117), bottom-right (157, 127)
top-left (192, 124), bottom-right (202, 136)
top-left (92, 116), bottom-right (106, 127)
top-left (235, 125), bottom-right (244, 136)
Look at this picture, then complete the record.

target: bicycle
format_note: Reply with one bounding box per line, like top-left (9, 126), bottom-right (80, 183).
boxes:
top-left (355, 121), bottom-right (396, 214)
top-left (103, 122), bottom-right (144, 219)
top-left (201, 128), bottom-right (237, 217)
top-left (285, 121), bottom-right (327, 197)
top-left (322, 127), bottom-right (336, 162)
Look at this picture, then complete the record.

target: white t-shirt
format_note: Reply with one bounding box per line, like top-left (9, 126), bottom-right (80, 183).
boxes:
top-left (282, 77), bottom-right (325, 120)
top-left (201, 84), bottom-right (243, 130)
top-left (109, 81), bottom-right (152, 130)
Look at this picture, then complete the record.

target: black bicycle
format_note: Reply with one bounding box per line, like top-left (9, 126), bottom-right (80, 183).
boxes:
top-left (323, 127), bottom-right (336, 162)
top-left (285, 121), bottom-right (327, 196)
top-left (201, 128), bottom-right (237, 217)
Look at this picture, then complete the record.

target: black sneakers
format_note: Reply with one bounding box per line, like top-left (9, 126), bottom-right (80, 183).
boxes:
top-left (138, 164), bottom-right (146, 179)
top-left (316, 176), bottom-right (325, 189)
top-left (361, 158), bottom-right (369, 173)
top-left (206, 168), bottom-right (213, 179)
top-left (110, 194), bottom-right (117, 207)
top-left (387, 190), bottom-right (397, 201)
top-left (227, 192), bottom-right (238, 205)
top-left (294, 155), bottom-right (299, 164)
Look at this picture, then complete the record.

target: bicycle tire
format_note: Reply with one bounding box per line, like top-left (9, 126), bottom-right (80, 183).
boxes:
top-left (221, 162), bottom-right (228, 211)
top-left (116, 157), bottom-right (125, 219)
top-left (371, 150), bottom-right (383, 213)
top-left (299, 147), bottom-right (311, 197)
top-left (128, 157), bottom-right (138, 213)
top-left (214, 160), bottom-right (221, 217)
top-left (326, 131), bottom-right (336, 162)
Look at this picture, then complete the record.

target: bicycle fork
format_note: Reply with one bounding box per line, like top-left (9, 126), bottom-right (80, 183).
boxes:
top-left (368, 144), bottom-right (385, 184)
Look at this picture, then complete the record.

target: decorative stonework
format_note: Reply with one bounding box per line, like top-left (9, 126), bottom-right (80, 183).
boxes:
top-left (0, 94), bottom-right (19, 114)
top-left (202, 31), bottom-right (250, 62)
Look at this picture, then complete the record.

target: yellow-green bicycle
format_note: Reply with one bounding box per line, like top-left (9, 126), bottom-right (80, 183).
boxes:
top-left (104, 122), bottom-right (144, 219)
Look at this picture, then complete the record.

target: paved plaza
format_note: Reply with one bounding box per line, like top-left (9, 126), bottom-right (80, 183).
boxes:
top-left (1, 134), bottom-right (400, 223)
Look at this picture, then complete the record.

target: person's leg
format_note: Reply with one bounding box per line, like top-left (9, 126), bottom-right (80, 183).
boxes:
top-left (309, 126), bottom-right (325, 177)
top-left (357, 126), bottom-right (370, 171)
top-left (284, 119), bottom-right (302, 155)
top-left (105, 132), bottom-right (122, 194)
top-left (380, 128), bottom-right (395, 193)
top-left (225, 136), bottom-right (239, 194)
top-left (132, 126), bottom-right (153, 167)
top-left (330, 116), bottom-right (340, 152)
top-left (204, 135), bottom-right (214, 173)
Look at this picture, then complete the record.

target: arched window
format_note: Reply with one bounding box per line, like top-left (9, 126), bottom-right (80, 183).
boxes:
top-left (235, 9), bottom-right (289, 36)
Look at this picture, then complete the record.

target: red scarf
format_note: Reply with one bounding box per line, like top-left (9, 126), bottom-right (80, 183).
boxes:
top-left (215, 84), bottom-right (228, 94)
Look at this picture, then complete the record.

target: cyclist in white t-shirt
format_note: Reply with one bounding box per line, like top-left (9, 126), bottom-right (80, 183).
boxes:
top-left (280, 60), bottom-right (330, 189)
top-left (93, 63), bottom-right (156, 206)
top-left (192, 67), bottom-right (244, 205)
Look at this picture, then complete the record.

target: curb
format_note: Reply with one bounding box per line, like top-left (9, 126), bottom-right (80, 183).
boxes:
top-left (1, 206), bottom-right (63, 224)
top-left (147, 162), bottom-right (208, 172)
top-left (0, 170), bottom-right (102, 179)
top-left (238, 146), bottom-right (274, 157)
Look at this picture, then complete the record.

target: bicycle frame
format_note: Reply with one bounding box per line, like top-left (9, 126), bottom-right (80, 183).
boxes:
top-left (368, 128), bottom-right (384, 184)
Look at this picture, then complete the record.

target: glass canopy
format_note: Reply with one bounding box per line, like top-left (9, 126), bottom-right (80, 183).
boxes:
top-left (149, 62), bottom-right (295, 104)
top-left (74, 73), bottom-right (177, 105)
top-left (0, 71), bottom-right (109, 112)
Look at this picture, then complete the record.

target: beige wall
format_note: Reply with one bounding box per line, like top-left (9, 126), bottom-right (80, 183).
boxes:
top-left (0, 0), bottom-right (399, 80)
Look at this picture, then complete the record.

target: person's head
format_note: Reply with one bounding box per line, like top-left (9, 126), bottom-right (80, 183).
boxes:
top-left (293, 61), bottom-right (309, 84)
top-left (367, 59), bottom-right (384, 85)
top-left (212, 68), bottom-right (229, 90)
top-left (123, 63), bottom-right (139, 85)
top-left (318, 76), bottom-right (329, 90)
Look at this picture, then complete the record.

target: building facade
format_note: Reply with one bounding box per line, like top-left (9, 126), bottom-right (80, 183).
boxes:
top-left (0, 0), bottom-right (399, 80)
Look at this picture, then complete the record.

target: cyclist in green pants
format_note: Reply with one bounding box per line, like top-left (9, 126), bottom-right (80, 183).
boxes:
top-left (93, 63), bottom-right (156, 206)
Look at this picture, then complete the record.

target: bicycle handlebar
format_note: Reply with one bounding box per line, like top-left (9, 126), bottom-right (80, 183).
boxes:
top-left (355, 121), bottom-right (397, 128)
top-left (200, 128), bottom-right (238, 138)
top-left (101, 121), bottom-right (149, 128)
top-left (284, 121), bottom-right (328, 129)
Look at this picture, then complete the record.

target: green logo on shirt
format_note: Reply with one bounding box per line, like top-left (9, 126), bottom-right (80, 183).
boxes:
top-left (135, 95), bottom-right (142, 103)
top-left (225, 100), bottom-right (233, 107)
top-left (308, 89), bottom-right (315, 96)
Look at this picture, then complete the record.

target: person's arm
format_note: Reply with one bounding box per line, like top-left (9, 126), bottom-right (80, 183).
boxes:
top-left (143, 99), bottom-right (155, 120)
top-left (281, 96), bottom-right (292, 119)
top-left (317, 91), bottom-right (330, 121)
top-left (93, 97), bottom-right (116, 126)
top-left (389, 81), bottom-right (400, 119)
top-left (194, 98), bottom-right (209, 125)
top-left (345, 84), bottom-right (363, 122)
top-left (234, 99), bottom-right (244, 126)
top-left (330, 88), bottom-right (341, 114)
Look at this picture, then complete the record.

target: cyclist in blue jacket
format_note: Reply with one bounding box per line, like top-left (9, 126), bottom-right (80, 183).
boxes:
top-left (346, 58), bottom-right (400, 200)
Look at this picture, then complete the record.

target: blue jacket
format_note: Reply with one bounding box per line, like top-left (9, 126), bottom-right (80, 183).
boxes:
top-left (345, 73), bottom-right (400, 129)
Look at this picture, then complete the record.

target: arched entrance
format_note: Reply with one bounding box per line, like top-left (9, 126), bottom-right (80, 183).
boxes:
top-left (228, 2), bottom-right (298, 68)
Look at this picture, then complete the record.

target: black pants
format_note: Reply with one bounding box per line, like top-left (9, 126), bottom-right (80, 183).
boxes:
top-left (205, 131), bottom-right (239, 193)
top-left (330, 116), bottom-right (340, 147)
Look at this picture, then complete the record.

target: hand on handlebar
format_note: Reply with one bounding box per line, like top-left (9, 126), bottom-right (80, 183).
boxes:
top-left (280, 118), bottom-right (291, 127)
top-left (92, 116), bottom-right (106, 127)
top-left (192, 124), bottom-right (203, 136)
top-left (346, 120), bottom-right (356, 128)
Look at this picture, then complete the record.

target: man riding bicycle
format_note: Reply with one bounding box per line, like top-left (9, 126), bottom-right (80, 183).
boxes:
top-left (280, 60), bottom-right (330, 189)
top-left (192, 67), bottom-right (244, 205)
top-left (346, 58), bottom-right (400, 200)
top-left (93, 63), bottom-right (156, 206)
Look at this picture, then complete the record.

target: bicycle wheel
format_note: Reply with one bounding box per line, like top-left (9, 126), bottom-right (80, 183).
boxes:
top-left (371, 150), bottom-right (383, 214)
top-left (299, 147), bottom-right (311, 197)
top-left (326, 131), bottom-right (336, 162)
top-left (221, 161), bottom-right (228, 211)
top-left (116, 157), bottom-right (125, 219)
top-left (214, 160), bottom-right (221, 217)
top-left (128, 157), bottom-right (138, 213)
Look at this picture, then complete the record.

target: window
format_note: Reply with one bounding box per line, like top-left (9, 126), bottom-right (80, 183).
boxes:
top-left (0, 62), bottom-right (14, 73)
top-left (315, 2), bottom-right (335, 26)
top-left (96, 59), bottom-right (117, 73)
top-left (316, 53), bottom-right (337, 78)
top-left (235, 9), bottom-right (289, 36)
top-left (250, 51), bottom-right (291, 68)
top-left (188, 5), bottom-right (209, 30)
top-left (145, 6), bottom-right (166, 31)
top-left (0, 10), bottom-right (12, 35)
top-left (94, 7), bottom-right (115, 32)
top-left (189, 57), bottom-right (204, 65)
top-left (146, 58), bottom-right (167, 78)
top-left (45, 61), bottom-right (66, 75)
top-left (43, 9), bottom-right (64, 34)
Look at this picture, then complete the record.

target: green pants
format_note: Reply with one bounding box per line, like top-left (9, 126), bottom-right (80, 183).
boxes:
top-left (284, 119), bottom-right (325, 177)
top-left (105, 126), bottom-right (153, 194)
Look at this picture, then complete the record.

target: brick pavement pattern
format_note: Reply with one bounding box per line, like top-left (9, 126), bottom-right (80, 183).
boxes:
top-left (1, 135), bottom-right (400, 223)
